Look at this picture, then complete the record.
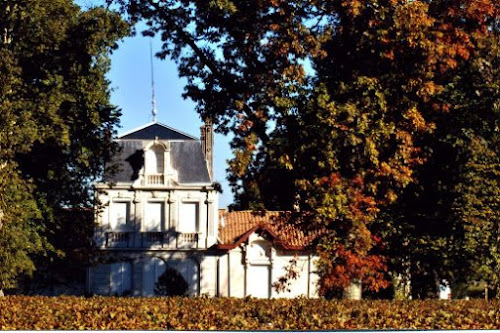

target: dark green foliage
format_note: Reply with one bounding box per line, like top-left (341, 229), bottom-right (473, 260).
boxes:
top-left (0, 0), bottom-right (129, 291)
top-left (18, 209), bottom-right (96, 295)
top-left (376, 33), bottom-right (500, 298)
top-left (154, 267), bottom-right (189, 296)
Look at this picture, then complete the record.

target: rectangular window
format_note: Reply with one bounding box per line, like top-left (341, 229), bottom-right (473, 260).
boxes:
top-left (110, 202), bottom-right (130, 230)
top-left (179, 202), bottom-right (198, 232)
top-left (144, 202), bottom-right (164, 232)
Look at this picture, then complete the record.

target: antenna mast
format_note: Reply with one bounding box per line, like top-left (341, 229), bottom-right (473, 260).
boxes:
top-left (150, 39), bottom-right (158, 122)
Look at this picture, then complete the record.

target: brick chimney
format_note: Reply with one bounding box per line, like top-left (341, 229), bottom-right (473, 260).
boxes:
top-left (200, 119), bottom-right (214, 179)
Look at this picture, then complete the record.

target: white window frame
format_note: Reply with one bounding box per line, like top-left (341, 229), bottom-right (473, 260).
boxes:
top-left (143, 200), bottom-right (166, 232)
top-left (178, 201), bottom-right (199, 233)
top-left (109, 200), bottom-right (132, 231)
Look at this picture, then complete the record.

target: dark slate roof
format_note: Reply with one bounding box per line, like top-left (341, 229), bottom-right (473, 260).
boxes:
top-left (171, 141), bottom-right (211, 183)
top-left (119, 122), bottom-right (197, 141)
top-left (105, 140), bottom-right (211, 184)
top-left (111, 140), bottom-right (143, 182)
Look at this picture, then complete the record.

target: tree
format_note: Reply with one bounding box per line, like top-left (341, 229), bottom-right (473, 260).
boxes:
top-left (0, 0), bottom-right (128, 292)
top-left (112, 0), bottom-right (498, 296)
top-left (155, 267), bottom-right (189, 296)
top-left (377, 32), bottom-right (499, 298)
top-left (446, 34), bottom-right (499, 298)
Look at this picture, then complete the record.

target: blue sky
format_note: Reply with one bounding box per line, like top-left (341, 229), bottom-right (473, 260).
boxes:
top-left (77, 1), bottom-right (234, 207)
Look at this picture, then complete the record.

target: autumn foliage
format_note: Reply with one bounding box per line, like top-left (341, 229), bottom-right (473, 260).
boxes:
top-left (0, 296), bottom-right (499, 330)
top-left (111, 0), bottom-right (498, 296)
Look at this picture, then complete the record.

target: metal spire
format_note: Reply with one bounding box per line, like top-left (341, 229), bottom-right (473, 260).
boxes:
top-left (150, 39), bottom-right (158, 122)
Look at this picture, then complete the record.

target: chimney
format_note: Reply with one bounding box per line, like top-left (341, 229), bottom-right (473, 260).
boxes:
top-left (201, 119), bottom-right (214, 179)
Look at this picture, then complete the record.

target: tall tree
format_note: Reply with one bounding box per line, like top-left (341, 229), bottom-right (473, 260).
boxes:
top-left (0, 0), bottom-right (128, 292)
top-left (377, 32), bottom-right (499, 298)
top-left (112, 0), bottom-right (498, 296)
top-left (446, 34), bottom-right (499, 297)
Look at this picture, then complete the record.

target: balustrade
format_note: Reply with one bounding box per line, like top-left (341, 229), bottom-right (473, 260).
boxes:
top-left (146, 174), bottom-right (164, 185)
top-left (105, 232), bottom-right (131, 247)
top-left (102, 231), bottom-right (200, 249)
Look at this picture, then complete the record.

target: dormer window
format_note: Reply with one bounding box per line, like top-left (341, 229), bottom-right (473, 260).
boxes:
top-left (142, 141), bottom-right (178, 186)
top-left (145, 144), bottom-right (165, 175)
top-left (145, 144), bottom-right (165, 185)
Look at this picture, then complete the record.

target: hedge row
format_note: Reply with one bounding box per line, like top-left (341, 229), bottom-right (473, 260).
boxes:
top-left (0, 296), bottom-right (498, 330)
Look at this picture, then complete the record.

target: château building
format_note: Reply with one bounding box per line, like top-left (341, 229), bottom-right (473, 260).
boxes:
top-left (88, 121), bottom-right (319, 298)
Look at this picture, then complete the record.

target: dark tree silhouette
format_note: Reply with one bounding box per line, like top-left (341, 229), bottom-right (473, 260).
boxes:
top-left (154, 267), bottom-right (189, 296)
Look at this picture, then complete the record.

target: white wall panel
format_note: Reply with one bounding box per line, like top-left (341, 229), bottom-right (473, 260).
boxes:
top-left (247, 265), bottom-right (270, 298)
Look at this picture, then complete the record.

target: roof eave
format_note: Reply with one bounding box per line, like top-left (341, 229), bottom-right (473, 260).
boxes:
top-left (217, 224), bottom-right (309, 251)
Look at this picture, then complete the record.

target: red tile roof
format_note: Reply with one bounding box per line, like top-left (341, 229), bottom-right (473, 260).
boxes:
top-left (217, 210), bottom-right (320, 250)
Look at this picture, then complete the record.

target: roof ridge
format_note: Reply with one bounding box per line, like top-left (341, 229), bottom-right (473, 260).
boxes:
top-left (117, 121), bottom-right (198, 140)
top-left (154, 121), bottom-right (198, 140)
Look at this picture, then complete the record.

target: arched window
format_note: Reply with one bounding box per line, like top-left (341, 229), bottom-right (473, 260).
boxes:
top-left (145, 145), bottom-right (164, 174)
top-left (110, 262), bottom-right (132, 295)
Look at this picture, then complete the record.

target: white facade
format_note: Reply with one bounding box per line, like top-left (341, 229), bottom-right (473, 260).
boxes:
top-left (88, 122), bottom-right (319, 298)
top-left (93, 187), bottom-right (219, 250)
top-left (216, 233), bottom-right (319, 298)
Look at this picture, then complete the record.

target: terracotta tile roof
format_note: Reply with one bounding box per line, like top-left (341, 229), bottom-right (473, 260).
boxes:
top-left (217, 210), bottom-right (320, 250)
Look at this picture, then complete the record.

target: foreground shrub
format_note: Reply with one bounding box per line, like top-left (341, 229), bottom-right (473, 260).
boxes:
top-left (0, 296), bottom-right (498, 330)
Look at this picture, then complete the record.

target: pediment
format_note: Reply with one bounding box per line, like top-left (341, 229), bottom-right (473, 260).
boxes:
top-left (119, 122), bottom-right (197, 141)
